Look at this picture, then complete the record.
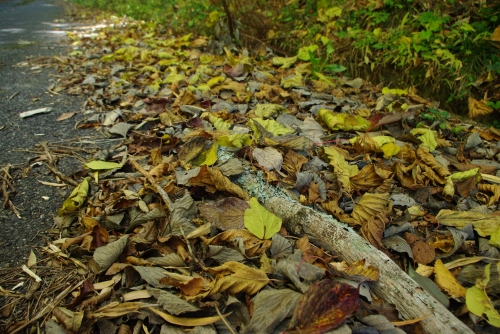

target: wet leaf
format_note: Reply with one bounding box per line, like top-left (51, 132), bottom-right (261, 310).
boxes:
top-left (244, 197), bottom-right (282, 239)
top-left (288, 280), bottom-right (360, 333)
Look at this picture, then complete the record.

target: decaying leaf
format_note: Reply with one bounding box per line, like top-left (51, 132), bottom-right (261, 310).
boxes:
top-left (205, 229), bottom-right (272, 257)
top-left (149, 307), bottom-right (226, 326)
top-left (89, 235), bottom-right (129, 273)
top-left (288, 280), bottom-right (360, 333)
top-left (244, 288), bottom-right (302, 334)
top-left (329, 259), bottom-right (380, 282)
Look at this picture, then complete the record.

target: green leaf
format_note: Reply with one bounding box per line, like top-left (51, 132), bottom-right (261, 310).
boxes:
top-left (244, 197), bottom-right (282, 239)
top-left (58, 178), bottom-right (90, 216)
top-left (271, 56), bottom-right (297, 69)
top-left (85, 161), bottom-right (123, 170)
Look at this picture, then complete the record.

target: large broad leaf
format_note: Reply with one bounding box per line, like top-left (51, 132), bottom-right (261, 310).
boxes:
top-left (208, 261), bottom-right (269, 295)
top-left (147, 287), bottom-right (200, 315)
top-left (243, 289), bottom-right (302, 334)
top-left (244, 197), bottom-right (282, 239)
top-left (288, 280), bottom-right (360, 333)
top-left (89, 235), bottom-right (129, 274)
top-left (436, 210), bottom-right (500, 237)
top-left (434, 259), bottom-right (467, 298)
top-left (466, 264), bottom-right (500, 327)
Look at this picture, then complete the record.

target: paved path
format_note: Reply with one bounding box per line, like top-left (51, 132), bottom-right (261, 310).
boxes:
top-left (0, 0), bottom-right (95, 267)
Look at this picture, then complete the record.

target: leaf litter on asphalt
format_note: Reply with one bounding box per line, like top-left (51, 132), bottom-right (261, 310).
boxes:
top-left (2, 12), bottom-right (500, 334)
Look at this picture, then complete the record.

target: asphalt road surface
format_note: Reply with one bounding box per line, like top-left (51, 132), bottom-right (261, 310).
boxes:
top-left (0, 0), bottom-right (96, 267)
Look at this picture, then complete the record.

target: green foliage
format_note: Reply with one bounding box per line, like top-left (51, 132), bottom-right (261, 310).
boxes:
top-left (70, 0), bottom-right (214, 34)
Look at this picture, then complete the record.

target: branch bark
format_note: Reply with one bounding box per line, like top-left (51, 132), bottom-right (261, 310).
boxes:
top-left (238, 173), bottom-right (472, 334)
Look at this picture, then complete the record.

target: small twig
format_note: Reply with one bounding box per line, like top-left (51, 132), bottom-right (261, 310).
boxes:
top-left (44, 163), bottom-right (79, 187)
top-left (215, 304), bottom-right (236, 334)
top-left (40, 141), bottom-right (55, 165)
top-left (128, 157), bottom-right (174, 212)
top-left (10, 279), bottom-right (84, 334)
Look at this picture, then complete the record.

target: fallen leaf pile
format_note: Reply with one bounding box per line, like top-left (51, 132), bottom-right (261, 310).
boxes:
top-left (3, 14), bottom-right (500, 333)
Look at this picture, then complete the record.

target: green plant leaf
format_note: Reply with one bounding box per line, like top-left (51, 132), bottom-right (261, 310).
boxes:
top-left (244, 197), bottom-right (282, 239)
top-left (85, 161), bottom-right (123, 170)
top-left (297, 45), bottom-right (319, 61)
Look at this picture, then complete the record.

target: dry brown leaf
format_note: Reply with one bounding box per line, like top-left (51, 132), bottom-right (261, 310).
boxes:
top-left (329, 259), bottom-right (380, 282)
top-left (91, 302), bottom-right (143, 318)
top-left (468, 97), bottom-right (494, 119)
top-left (187, 165), bottom-right (249, 200)
top-left (478, 183), bottom-right (500, 205)
top-left (56, 112), bottom-right (77, 121)
top-left (417, 147), bottom-right (451, 179)
top-left (283, 149), bottom-right (309, 173)
top-left (492, 24), bottom-right (500, 41)
top-left (405, 232), bottom-right (435, 265)
top-left (53, 307), bottom-right (84, 331)
top-left (322, 200), bottom-right (359, 226)
top-left (159, 272), bottom-right (209, 296)
top-left (350, 164), bottom-right (386, 191)
top-left (360, 213), bottom-right (387, 250)
top-left (434, 259), bottom-right (467, 298)
top-left (208, 261), bottom-right (269, 295)
top-left (352, 193), bottom-right (391, 224)
top-left (205, 229), bottom-right (271, 257)
top-left (198, 197), bottom-right (248, 230)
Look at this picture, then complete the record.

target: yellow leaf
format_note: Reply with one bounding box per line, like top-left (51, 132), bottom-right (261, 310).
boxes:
top-left (209, 115), bottom-right (232, 131)
top-left (323, 146), bottom-right (358, 192)
top-left (187, 165), bottom-right (249, 200)
top-left (207, 76), bottom-right (225, 88)
top-left (244, 197), bottom-right (282, 239)
top-left (271, 56), bottom-right (297, 69)
top-left (250, 118), bottom-right (294, 138)
top-left (318, 109), bottom-right (371, 131)
top-left (191, 142), bottom-right (219, 167)
top-left (58, 178), bottom-right (90, 216)
top-left (449, 168), bottom-right (480, 181)
top-left (281, 74), bottom-right (303, 88)
top-left (410, 128), bottom-right (438, 151)
top-left (85, 161), bottom-right (123, 170)
top-left (434, 259), bottom-right (466, 298)
top-left (254, 104), bottom-right (289, 118)
top-left (379, 142), bottom-right (401, 158)
top-left (208, 261), bottom-right (269, 295)
top-left (218, 134), bottom-right (252, 148)
top-left (436, 210), bottom-right (500, 237)
top-left (149, 307), bottom-right (225, 326)
top-left (352, 193), bottom-right (391, 224)
top-left (381, 87), bottom-right (408, 96)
